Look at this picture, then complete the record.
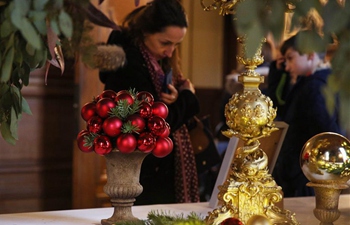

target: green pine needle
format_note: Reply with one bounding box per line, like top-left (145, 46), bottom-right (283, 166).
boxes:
top-left (84, 132), bottom-right (98, 147)
top-left (121, 121), bottom-right (139, 134)
top-left (111, 100), bottom-right (131, 119)
top-left (128, 88), bottom-right (138, 98)
top-left (129, 99), bottom-right (141, 115)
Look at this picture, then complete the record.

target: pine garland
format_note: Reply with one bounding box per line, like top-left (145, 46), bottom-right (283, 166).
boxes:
top-left (114, 211), bottom-right (206, 225)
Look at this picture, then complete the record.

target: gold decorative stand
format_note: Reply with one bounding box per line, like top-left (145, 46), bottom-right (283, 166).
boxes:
top-left (205, 38), bottom-right (299, 225)
top-left (300, 132), bottom-right (350, 225)
top-left (307, 183), bottom-right (347, 225)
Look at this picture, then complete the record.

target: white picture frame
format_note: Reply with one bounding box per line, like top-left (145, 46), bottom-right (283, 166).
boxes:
top-left (209, 121), bottom-right (289, 208)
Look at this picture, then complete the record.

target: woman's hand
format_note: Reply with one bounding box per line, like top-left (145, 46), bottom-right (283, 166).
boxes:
top-left (160, 79), bottom-right (195, 105)
top-left (160, 84), bottom-right (178, 105)
top-left (179, 79), bottom-right (195, 94)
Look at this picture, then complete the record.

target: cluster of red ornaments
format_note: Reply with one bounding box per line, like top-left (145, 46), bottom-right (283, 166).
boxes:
top-left (77, 89), bottom-right (173, 157)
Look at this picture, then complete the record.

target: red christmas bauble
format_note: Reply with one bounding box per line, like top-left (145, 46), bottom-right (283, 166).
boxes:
top-left (116, 133), bottom-right (137, 153)
top-left (220, 218), bottom-right (243, 225)
top-left (94, 135), bottom-right (112, 155)
top-left (152, 102), bottom-right (169, 119)
top-left (137, 132), bottom-right (156, 153)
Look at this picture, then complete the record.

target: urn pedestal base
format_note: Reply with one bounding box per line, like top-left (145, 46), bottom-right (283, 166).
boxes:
top-left (101, 150), bottom-right (148, 225)
top-left (307, 182), bottom-right (349, 225)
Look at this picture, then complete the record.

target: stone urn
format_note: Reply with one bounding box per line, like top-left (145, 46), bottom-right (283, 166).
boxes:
top-left (101, 150), bottom-right (148, 225)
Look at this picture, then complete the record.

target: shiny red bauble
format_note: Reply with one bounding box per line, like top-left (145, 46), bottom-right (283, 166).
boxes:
top-left (127, 114), bottom-right (146, 133)
top-left (152, 102), bottom-right (169, 119)
top-left (136, 91), bottom-right (154, 105)
top-left (81, 102), bottom-right (96, 121)
top-left (147, 116), bottom-right (166, 136)
top-left (159, 122), bottom-right (170, 138)
top-left (115, 92), bottom-right (134, 105)
top-left (152, 137), bottom-right (173, 158)
top-left (96, 98), bottom-right (116, 118)
top-left (102, 117), bottom-right (123, 137)
top-left (220, 218), bottom-right (243, 225)
top-left (77, 131), bottom-right (94, 153)
top-left (94, 135), bottom-right (112, 155)
top-left (100, 90), bottom-right (117, 100)
top-left (139, 101), bottom-right (153, 118)
top-left (116, 133), bottom-right (137, 153)
top-left (137, 132), bottom-right (156, 153)
top-left (87, 116), bottom-right (103, 133)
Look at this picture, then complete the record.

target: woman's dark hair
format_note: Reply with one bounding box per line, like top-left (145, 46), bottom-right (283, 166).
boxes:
top-left (122, 0), bottom-right (188, 44)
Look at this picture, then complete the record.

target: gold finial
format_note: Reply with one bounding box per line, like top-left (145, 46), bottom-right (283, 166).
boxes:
top-left (222, 37), bottom-right (277, 145)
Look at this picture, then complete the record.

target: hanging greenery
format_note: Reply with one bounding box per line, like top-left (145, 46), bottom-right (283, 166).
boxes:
top-left (0, 0), bottom-right (124, 144)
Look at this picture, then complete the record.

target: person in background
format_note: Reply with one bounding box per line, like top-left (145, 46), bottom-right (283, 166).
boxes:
top-left (99, 0), bottom-right (200, 204)
top-left (265, 50), bottom-right (294, 120)
top-left (272, 32), bottom-right (342, 197)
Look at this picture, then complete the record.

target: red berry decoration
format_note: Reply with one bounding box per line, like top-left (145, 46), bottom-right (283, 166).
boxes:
top-left (96, 98), bottom-right (116, 118)
top-left (87, 116), bottom-right (103, 133)
top-left (220, 218), bottom-right (243, 225)
top-left (94, 135), bottom-right (112, 155)
top-left (102, 117), bottom-right (123, 137)
top-left (136, 91), bottom-right (154, 105)
top-left (152, 102), bottom-right (168, 119)
top-left (116, 133), bottom-right (137, 153)
top-left (137, 132), bottom-right (156, 153)
top-left (147, 116), bottom-right (166, 136)
top-left (81, 102), bottom-right (96, 121)
top-left (152, 137), bottom-right (173, 158)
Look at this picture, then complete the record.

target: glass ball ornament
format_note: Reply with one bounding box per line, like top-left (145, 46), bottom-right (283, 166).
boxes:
top-left (300, 132), bottom-right (350, 184)
top-left (246, 215), bottom-right (271, 225)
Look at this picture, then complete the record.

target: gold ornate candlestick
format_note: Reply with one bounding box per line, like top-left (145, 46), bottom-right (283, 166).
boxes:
top-left (205, 37), bottom-right (300, 225)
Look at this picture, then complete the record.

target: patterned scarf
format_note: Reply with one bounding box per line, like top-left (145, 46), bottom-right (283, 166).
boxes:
top-left (139, 45), bottom-right (200, 203)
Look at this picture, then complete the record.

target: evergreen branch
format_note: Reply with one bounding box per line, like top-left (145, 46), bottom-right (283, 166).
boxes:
top-left (129, 99), bottom-right (141, 115)
top-left (128, 88), bottom-right (138, 98)
top-left (113, 211), bottom-right (205, 225)
top-left (121, 121), bottom-right (139, 134)
top-left (111, 100), bottom-right (130, 119)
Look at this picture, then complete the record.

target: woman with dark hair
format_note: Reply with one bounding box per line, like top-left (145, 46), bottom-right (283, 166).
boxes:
top-left (99, 0), bottom-right (200, 205)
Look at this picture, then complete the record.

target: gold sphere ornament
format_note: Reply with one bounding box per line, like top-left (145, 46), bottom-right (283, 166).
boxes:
top-left (300, 132), bottom-right (350, 185)
top-left (223, 91), bottom-right (277, 145)
top-left (246, 215), bottom-right (272, 225)
top-left (300, 132), bottom-right (350, 225)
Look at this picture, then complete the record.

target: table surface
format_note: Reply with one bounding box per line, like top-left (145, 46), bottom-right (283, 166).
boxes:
top-left (0, 195), bottom-right (349, 225)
